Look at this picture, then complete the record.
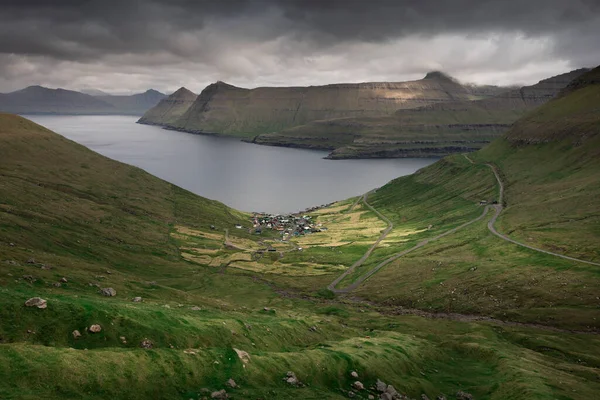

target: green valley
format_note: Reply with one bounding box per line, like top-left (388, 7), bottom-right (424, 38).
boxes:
top-left (1, 66), bottom-right (600, 400)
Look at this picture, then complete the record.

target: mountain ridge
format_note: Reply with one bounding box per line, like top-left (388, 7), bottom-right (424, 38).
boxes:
top-left (0, 86), bottom-right (165, 115)
top-left (139, 71), bottom-right (507, 137)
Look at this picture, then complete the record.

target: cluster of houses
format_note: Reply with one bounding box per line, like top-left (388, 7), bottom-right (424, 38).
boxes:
top-left (250, 203), bottom-right (334, 240)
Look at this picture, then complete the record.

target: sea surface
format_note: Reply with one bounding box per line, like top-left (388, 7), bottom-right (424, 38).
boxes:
top-left (25, 115), bottom-right (436, 213)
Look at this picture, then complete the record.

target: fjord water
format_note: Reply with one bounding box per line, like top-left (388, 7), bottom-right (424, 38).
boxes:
top-left (26, 115), bottom-right (435, 213)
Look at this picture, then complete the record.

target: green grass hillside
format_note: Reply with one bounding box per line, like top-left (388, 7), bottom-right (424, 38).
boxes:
top-left (2, 77), bottom-right (600, 400)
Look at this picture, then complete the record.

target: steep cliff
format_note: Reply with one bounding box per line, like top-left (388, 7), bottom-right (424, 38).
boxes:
top-left (253, 68), bottom-right (589, 158)
top-left (138, 87), bottom-right (197, 125)
top-left (145, 73), bottom-right (499, 137)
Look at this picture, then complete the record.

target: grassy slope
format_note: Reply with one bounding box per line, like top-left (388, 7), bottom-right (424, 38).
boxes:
top-left (328, 68), bottom-right (600, 328)
top-left (1, 114), bottom-right (600, 399)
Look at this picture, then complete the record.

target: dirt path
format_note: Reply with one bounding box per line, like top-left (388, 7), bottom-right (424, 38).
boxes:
top-left (330, 153), bottom-right (599, 293)
top-left (484, 163), bottom-right (600, 266)
top-left (327, 192), bottom-right (394, 291)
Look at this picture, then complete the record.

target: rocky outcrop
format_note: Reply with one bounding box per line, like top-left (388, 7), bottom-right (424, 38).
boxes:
top-left (138, 87), bottom-right (197, 126)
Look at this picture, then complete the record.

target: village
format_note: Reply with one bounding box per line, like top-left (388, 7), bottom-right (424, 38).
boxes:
top-left (243, 203), bottom-right (335, 241)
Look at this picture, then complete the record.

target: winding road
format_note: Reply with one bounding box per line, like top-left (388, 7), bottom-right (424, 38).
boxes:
top-left (329, 154), bottom-right (600, 293)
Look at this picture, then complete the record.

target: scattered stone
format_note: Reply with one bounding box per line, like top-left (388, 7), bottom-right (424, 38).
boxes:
top-left (376, 380), bottom-right (387, 393)
top-left (120, 336), bottom-right (127, 344)
top-left (469, 267), bottom-right (477, 271)
top-left (24, 297), bottom-right (47, 309)
top-left (5, 260), bottom-right (17, 265)
top-left (422, 395), bottom-right (431, 400)
top-left (40, 264), bottom-right (52, 270)
top-left (244, 323), bottom-right (252, 330)
top-left (348, 390), bottom-right (355, 398)
top-left (456, 391), bottom-right (473, 400)
top-left (284, 371), bottom-right (299, 386)
top-left (132, 297), bottom-right (142, 302)
top-left (89, 324), bottom-right (102, 333)
top-left (60, 277), bottom-right (68, 283)
top-left (105, 270), bottom-right (112, 274)
top-left (263, 307), bottom-right (270, 311)
top-left (26, 258), bottom-right (36, 264)
top-left (100, 287), bottom-right (116, 297)
top-left (53, 282), bottom-right (62, 288)
top-left (163, 304), bottom-right (171, 309)
top-left (350, 371), bottom-right (359, 379)
top-left (140, 339), bottom-right (153, 349)
top-left (309, 325), bottom-right (318, 332)
top-left (380, 394), bottom-right (393, 400)
top-left (436, 395), bottom-right (447, 400)
top-left (368, 395), bottom-right (375, 400)
top-left (210, 389), bottom-right (228, 399)
top-left (231, 330), bottom-right (237, 335)
top-left (89, 282), bottom-right (100, 287)
top-left (9, 242), bottom-right (15, 246)
top-left (352, 381), bottom-right (365, 391)
top-left (386, 385), bottom-right (398, 398)
top-left (72, 330), bottom-right (82, 339)
top-left (226, 378), bottom-right (237, 388)
top-left (190, 306), bottom-right (202, 311)
top-left (233, 348), bottom-right (251, 364)
top-left (183, 349), bottom-right (197, 355)
top-left (22, 275), bottom-right (36, 282)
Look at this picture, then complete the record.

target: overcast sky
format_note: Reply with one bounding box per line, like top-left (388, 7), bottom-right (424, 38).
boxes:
top-left (1, 0), bottom-right (599, 94)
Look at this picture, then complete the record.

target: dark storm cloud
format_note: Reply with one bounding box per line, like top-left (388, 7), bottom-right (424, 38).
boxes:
top-left (0, 0), bottom-right (598, 93)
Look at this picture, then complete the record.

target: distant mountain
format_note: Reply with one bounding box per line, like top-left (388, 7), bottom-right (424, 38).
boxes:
top-left (0, 86), bottom-right (165, 115)
top-left (138, 87), bottom-right (197, 125)
top-left (0, 86), bottom-right (117, 115)
top-left (97, 89), bottom-right (166, 115)
top-left (138, 73), bottom-right (505, 136)
top-left (252, 68), bottom-right (589, 158)
top-left (80, 88), bottom-right (111, 96)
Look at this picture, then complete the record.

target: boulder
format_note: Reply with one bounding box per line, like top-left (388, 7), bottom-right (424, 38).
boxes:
top-left (100, 287), bottom-right (116, 297)
top-left (352, 381), bottom-right (365, 391)
top-left (422, 395), bottom-right (431, 400)
top-left (456, 391), bottom-right (473, 400)
top-left (140, 339), bottom-right (153, 349)
top-left (386, 385), bottom-right (398, 397)
top-left (89, 324), bottom-right (102, 333)
top-left (380, 394), bottom-right (393, 400)
top-left (26, 258), bottom-right (36, 264)
top-left (53, 282), bottom-right (62, 288)
top-left (132, 297), bottom-right (142, 302)
top-left (226, 378), bottom-right (237, 388)
top-left (284, 371), bottom-right (301, 386)
top-left (368, 395), bottom-right (375, 400)
top-left (72, 330), bottom-right (81, 339)
top-left (22, 275), bottom-right (36, 282)
top-left (60, 277), bottom-right (68, 283)
top-left (24, 297), bottom-right (47, 309)
top-left (350, 371), bottom-right (359, 379)
top-left (233, 348), bottom-right (251, 364)
top-left (210, 389), bottom-right (228, 399)
top-left (376, 379), bottom-right (387, 392)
